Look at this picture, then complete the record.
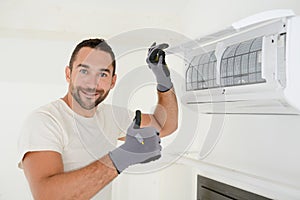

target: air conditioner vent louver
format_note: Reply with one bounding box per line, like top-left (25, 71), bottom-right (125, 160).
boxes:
top-left (186, 51), bottom-right (217, 91)
top-left (185, 37), bottom-right (266, 92)
top-left (220, 36), bottom-right (266, 87)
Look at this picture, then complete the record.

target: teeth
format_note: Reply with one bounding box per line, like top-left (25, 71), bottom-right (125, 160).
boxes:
top-left (81, 90), bottom-right (97, 97)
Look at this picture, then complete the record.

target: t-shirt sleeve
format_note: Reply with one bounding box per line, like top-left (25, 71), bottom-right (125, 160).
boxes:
top-left (18, 111), bottom-right (65, 169)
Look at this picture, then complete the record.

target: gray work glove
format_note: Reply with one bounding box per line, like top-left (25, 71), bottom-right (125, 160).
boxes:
top-left (146, 42), bottom-right (173, 92)
top-left (109, 110), bottom-right (162, 174)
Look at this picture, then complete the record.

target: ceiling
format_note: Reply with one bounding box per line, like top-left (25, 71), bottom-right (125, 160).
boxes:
top-left (0, 0), bottom-right (190, 38)
top-left (2, 0), bottom-right (300, 49)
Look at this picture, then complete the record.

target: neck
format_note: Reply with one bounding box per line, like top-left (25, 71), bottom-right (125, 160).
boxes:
top-left (62, 93), bottom-right (97, 118)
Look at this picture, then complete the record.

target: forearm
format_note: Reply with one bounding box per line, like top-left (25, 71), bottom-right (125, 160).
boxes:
top-left (154, 87), bottom-right (178, 136)
top-left (28, 154), bottom-right (118, 200)
top-left (144, 42), bottom-right (178, 136)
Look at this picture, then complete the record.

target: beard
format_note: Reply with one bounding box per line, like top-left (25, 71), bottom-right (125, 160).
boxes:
top-left (70, 85), bottom-right (110, 110)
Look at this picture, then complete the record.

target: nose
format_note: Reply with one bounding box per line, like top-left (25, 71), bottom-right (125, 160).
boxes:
top-left (85, 74), bottom-right (100, 89)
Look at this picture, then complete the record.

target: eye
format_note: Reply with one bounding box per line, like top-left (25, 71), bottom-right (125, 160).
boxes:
top-left (99, 72), bottom-right (108, 77)
top-left (79, 69), bottom-right (88, 74)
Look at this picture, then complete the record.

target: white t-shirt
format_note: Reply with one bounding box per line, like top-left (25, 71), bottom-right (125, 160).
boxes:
top-left (18, 99), bottom-right (134, 199)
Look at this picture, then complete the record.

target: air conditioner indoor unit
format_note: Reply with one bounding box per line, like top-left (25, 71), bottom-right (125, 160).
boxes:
top-left (179, 10), bottom-right (300, 115)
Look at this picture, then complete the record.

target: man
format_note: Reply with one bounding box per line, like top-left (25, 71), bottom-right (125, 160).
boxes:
top-left (18, 39), bottom-right (178, 199)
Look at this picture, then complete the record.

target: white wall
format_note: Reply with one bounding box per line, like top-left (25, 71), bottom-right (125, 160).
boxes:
top-left (179, 112), bottom-right (300, 199)
top-left (1, 0), bottom-right (300, 199)
top-left (0, 37), bottom-right (70, 199)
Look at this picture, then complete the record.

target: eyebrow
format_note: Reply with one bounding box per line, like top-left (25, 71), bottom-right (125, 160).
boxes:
top-left (77, 64), bottom-right (111, 73)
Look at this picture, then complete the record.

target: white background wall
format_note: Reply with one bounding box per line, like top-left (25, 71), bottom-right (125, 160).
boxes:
top-left (1, 0), bottom-right (300, 199)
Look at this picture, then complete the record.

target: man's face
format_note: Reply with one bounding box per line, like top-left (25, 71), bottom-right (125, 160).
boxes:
top-left (66, 47), bottom-right (116, 110)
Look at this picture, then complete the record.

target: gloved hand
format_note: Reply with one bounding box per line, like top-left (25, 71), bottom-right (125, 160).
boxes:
top-left (146, 42), bottom-right (173, 92)
top-left (109, 110), bottom-right (161, 174)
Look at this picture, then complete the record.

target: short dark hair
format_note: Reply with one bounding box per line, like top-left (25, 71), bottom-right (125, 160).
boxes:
top-left (69, 38), bottom-right (116, 75)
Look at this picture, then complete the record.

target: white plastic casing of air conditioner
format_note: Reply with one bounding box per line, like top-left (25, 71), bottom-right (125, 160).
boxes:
top-left (181, 10), bottom-right (300, 115)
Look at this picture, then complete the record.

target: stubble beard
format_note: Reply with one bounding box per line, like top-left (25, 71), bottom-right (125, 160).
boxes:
top-left (70, 85), bottom-right (110, 110)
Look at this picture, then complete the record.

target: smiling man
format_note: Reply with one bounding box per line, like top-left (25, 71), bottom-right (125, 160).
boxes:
top-left (18, 38), bottom-right (178, 200)
top-left (64, 45), bottom-right (117, 117)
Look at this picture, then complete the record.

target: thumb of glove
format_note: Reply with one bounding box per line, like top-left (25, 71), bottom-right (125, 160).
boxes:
top-left (133, 110), bottom-right (141, 129)
top-left (127, 110), bottom-right (142, 136)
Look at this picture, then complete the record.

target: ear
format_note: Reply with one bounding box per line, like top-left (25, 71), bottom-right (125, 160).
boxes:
top-left (65, 66), bottom-right (71, 83)
top-left (110, 74), bottom-right (117, 89)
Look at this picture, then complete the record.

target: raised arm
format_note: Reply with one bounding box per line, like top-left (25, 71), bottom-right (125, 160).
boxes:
top-left (141, 42), bottom-right (178, 137)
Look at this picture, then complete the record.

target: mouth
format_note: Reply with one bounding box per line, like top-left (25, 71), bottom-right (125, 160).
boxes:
top-left (80, 89), bottom-right (100, 99)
